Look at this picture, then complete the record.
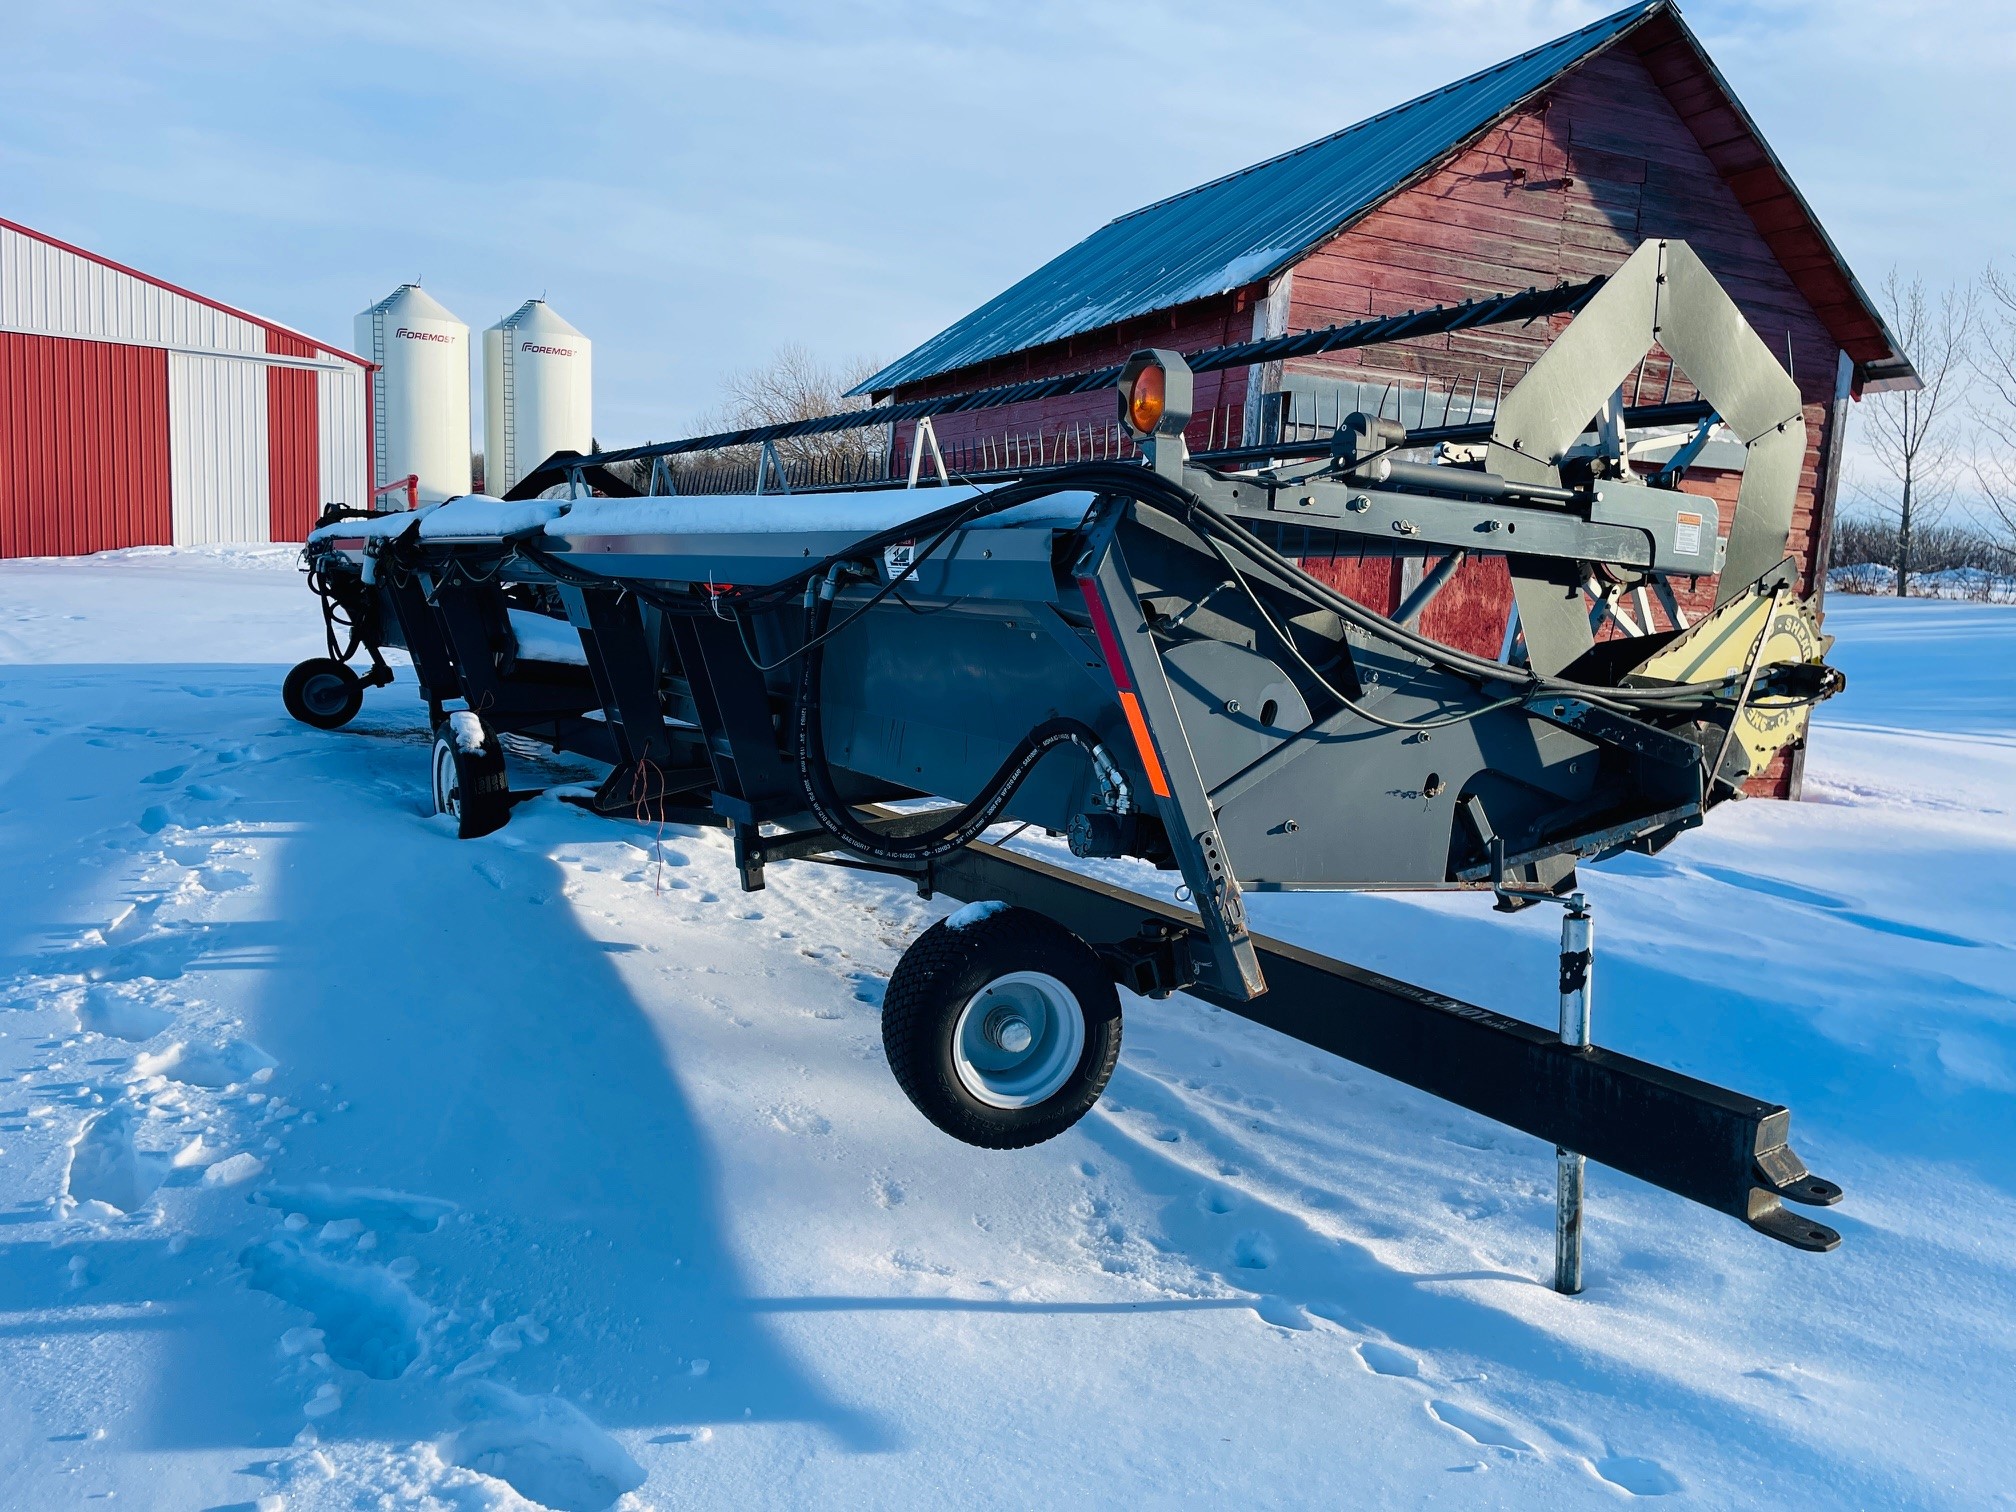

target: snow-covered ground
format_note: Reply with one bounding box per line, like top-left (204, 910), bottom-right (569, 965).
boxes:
top-left (0, 545), bottom-right (2010, 1509)
top-left (1829, 563), bottom-right (2016, 602)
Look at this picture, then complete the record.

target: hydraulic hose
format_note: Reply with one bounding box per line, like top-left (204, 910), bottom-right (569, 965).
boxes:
top-left (789, 576), bottom-right (1128, 863)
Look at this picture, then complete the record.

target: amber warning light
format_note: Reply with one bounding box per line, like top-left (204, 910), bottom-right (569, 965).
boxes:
top-left (1128, 364), bottom-right (1165, 433)
top-left (1117, 349), bottom-right (1194, 440)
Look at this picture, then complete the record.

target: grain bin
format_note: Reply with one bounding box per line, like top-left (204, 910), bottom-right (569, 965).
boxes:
top-left (355, 285), bottom-right (472, 506)
top-left (483, 301), bottom-right (592, 496)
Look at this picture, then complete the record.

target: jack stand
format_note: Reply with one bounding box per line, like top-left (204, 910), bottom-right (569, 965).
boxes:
top-left (1554, 893), bottom-right (1594, 1294)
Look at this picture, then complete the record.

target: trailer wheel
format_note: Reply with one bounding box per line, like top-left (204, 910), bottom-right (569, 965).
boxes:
top-left (283, 658), bottom-right (364, 730)
top-left (430, 720), bottom-right (511, 838)
top-left (883, 906), bottom-right (1122, 1149)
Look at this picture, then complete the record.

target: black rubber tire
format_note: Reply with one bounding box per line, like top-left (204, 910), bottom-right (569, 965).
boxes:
top-left (882, 906), bottom-right (1122, 1150)
top-left (283, 658), bottom-right (364, 730)
top-left (430, 720), bottom-right (512, 839)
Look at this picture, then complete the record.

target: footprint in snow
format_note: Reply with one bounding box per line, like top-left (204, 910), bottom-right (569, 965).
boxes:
top-left (75, 982), bottom-right (175, 1042)
top-left (65, 1103), bottom-right (167, 1213)
top-left (768, 1106), bottom-right (832, 1137)
top-left (104, 898), bottom-right (163, 942)
top-left (1590, 1455), bottom-right (1682, 1496)
top-left (1254, 1296), bottom-right (1312, 1331)
top-left (93, 927), bottom-right (212, 985)
top-left (240, 1237), bottom-right (430, 1380)
top-left (447, 1381), bottom-right (645, 1512)
top-left (1428, 1400), bottom-right (1532, 1453)
top-left (1358, 1341), bottom-right (1420, 1377)
top-left (1231, 1230), bottom-right (1276, 1270)
top-left (132, 1039), bottom-right (276, 1089)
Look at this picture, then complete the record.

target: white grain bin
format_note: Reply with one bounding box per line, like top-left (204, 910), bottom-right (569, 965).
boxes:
top-left (355, 284), bottom-right (472, 506)
top-left (483, 301), bottom-right (592, 496)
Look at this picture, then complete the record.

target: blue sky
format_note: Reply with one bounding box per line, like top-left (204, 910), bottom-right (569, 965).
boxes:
top-left (4, 1), bottom-right (2010, 448)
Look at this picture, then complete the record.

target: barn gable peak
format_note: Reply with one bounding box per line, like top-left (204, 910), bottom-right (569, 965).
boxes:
top-left (856, 1), bottom-right (1910, 399)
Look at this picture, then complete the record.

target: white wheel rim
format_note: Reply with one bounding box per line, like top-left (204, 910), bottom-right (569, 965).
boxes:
top-left (951, 971), bottom-right (1085, 1109)
top-left (432, 739), bottom-right (461, 818)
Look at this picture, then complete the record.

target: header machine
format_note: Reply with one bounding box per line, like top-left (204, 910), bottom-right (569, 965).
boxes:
top-left (291, 242), bottom-right (1848, 1289)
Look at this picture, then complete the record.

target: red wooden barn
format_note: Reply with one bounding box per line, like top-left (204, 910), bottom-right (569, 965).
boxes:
top-left (853, 0), bottom-right (1917, 797)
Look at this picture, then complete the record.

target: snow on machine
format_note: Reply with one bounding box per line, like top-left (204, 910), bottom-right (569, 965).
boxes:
top-left (290, 241), bottom-right (1847, 1288)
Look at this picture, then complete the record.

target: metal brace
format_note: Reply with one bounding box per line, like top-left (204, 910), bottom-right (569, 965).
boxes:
top-left (756, 440), bottom-right (793, 495)
top-left (906, 416), bottom-right (951, 488)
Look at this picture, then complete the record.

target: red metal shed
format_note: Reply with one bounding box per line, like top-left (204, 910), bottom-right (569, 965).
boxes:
top-left (0, 216), bottom-right (371, 558)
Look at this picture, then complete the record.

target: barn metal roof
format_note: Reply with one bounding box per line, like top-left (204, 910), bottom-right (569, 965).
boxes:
top-left (854, 3), bottom-right (1662, 396)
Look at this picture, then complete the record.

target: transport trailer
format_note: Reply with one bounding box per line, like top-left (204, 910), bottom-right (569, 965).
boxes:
top-left (290, 241), bottom-right (1848, 1282)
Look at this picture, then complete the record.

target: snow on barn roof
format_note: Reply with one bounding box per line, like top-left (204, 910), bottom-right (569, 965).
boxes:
top-left (855, 1), bottom-right (1911, 398)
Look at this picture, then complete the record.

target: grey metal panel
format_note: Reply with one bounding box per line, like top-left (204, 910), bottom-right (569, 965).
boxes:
top-left (1479, 237), bottom-right (1810, 648)
top-left (1656, 244), bottom-right (1803, 442)
top-left (1725, 429), bottom-right (1805, 598)
top-left (1259, 485), bottom-right (1653, 566)
top-left (1656, 242), bottom-right (1807, 601)
top-left (1159, 640), bottom-right (1309, 793)
top-left (1485, 240), bottom-right (1664, 486)
top-left (544, 523), bottom-right (1065, 602)
top-left (853, 5), bottom-right (1660, 395)
top-left (1506, 557), bottom-right (1595, 676)
top-left (1589, 481), bottom-right (1721, 575)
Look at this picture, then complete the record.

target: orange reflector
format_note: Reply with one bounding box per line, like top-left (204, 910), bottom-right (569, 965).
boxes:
top-left (1118, 690), bottom-right (1171, 798)
top-left (1127, 362), bottom-right (1166, 435)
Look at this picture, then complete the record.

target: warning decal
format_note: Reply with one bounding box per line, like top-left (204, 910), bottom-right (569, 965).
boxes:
top-left (1674, 509), bottom-right (1703, 558)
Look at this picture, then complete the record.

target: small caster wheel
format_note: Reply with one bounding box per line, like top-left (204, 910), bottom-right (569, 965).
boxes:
top-left (431, 715), bottom-right (511, 838)
top-left (283, 657), bottom-right (364, 730)
top-left (882, 904), bottom-right (1122, 1149)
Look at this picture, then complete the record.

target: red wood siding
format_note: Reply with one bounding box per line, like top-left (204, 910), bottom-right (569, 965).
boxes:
top-left (890, 292), bottom-right (1257, 464)
top-left (1282, 42), bottom-right (1844, 795)
top-left (885, 29), bottom-right (1864, 798)
top-left (265, 330), bottom-right (321, 541)
top-left (0, 332), bottom-right (171, 558)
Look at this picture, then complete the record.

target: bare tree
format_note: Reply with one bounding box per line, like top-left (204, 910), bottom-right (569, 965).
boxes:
top-left (1973, 261), bottom-right (2016, 560)
top-left (610, 345), bottom-right (887, 494)
top-left (1858, 270), bottom-right (1973, 595)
